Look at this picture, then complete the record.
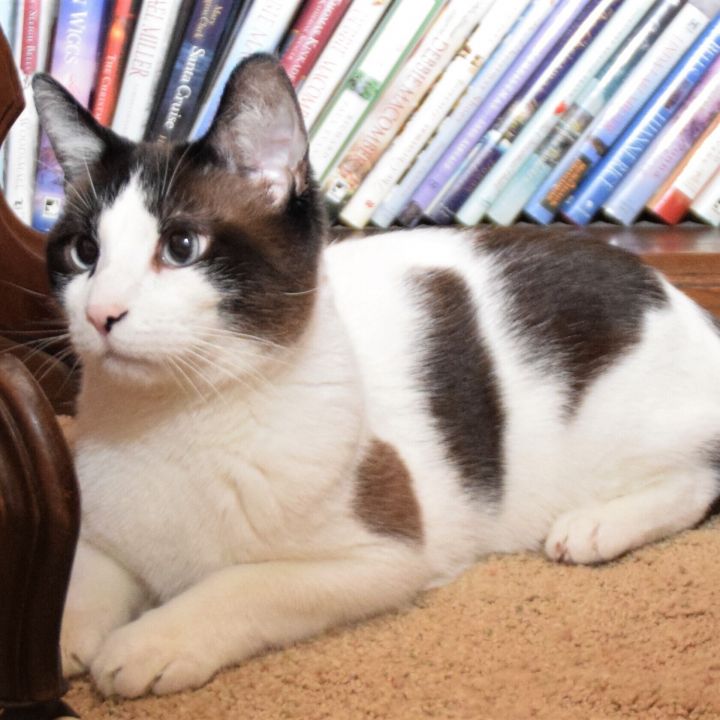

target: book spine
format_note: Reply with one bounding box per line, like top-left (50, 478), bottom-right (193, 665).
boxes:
top-left (280, 0), bottom-right (353, 89)
top-left (111, 0), bottom-right (189, 141)
top-left (4, 0), bottom-right (41, 223)
top-left (369, 0), bottom-right (536, 228)
top-left (297, 0), bottom-right (392, 132)
top-left (691, 167), bottom-right (720, 226)
top-left (147, 0), bottom-right (239, 143)
top-left (602, 52), bottom-right (720, 225)
top-left (399, 0), bottom-right (584, 228)
top-left (524, 0), bottom-right (709, 224)
top-left (32, 0), bottom-right (110, 232)
top-left (427, 0), bottom-right (616, 225)
top-left (563, 18), bottom-right (720, 225)
top-left (90, 0), bottom-right (140, 126)
top-left (649, 114), bottom-right (720, 223)
top-left (456, 0), bottom-right (655, 225)
top-left (322, 0), bottom-right (494, 209)
top-left (339, 13), bottom-right (494, 228)
top-left (190, 0), bottom-right (304, 139)
top-left (308, 0), bottom-right (444, 181)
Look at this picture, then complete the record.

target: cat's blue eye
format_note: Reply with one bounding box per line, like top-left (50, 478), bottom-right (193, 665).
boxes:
top-left (160, 232), bottom-right (206, 268)
top-left (67, 236), bottom-right (99, 272)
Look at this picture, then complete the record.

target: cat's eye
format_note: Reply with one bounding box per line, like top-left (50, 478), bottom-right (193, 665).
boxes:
top-left (67, 236), bottom-right (99, 271)
top-left (160, 231), bottom-right (206, 268)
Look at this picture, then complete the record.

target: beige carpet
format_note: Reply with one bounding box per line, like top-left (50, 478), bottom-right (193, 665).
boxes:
top-left (65, 516), bottom-right (720, 720)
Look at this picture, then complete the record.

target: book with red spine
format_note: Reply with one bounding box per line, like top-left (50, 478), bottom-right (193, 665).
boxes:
top-left (280, 0), bottom-right (354, 89)
top-left (648, 113), bottom-right (720, 224)
top-left (91, 0), bottom-right (141, 126)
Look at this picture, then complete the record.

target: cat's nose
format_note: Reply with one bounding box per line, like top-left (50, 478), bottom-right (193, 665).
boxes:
top-left (86, 305), bottom-right (129, 336)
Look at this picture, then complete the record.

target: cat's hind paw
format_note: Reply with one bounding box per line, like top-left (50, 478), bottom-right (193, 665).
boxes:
top-left (91, 611), bottom-right (218, 698)
top-left (545, 507), bottom-right (626, 565)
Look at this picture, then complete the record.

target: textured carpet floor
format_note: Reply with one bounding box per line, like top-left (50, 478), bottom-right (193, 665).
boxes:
top-left (65, 516), bottom-right (720, 720)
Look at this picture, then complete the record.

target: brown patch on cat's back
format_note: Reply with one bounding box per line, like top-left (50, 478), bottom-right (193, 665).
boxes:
top-left (354, 439), bottom-right (423, 543)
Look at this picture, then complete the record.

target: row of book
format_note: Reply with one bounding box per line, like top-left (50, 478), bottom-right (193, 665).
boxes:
top-left (1, 0), bottom-right (720, 233)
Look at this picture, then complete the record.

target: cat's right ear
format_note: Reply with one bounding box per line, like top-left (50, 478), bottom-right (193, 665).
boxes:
top-left (32, 74), bottom-right (114, 183)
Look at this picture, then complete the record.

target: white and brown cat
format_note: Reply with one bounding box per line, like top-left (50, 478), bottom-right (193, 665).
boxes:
top-left (32, 55), bottom-right (720, 699)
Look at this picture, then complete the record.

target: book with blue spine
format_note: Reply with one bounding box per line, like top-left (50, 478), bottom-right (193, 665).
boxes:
top-left (425, 0), bottom-right (618, 225)
top-left (603, 51), bottom-right (720, 225)
top-left (479, 0), bottom-right (684, 226)
top-left (32, 0), bottom-right (111, 232)
top-left (191, 0), bottom-right (306, 140)
top-left (145, 0), bottom-right (245, 143)
top-left (523, 0), bottom-right (715, 224)
top-left (398, 0), bottom-right (585, 227)
top-left (370, 0), bottom-right (534, 228)
top-left (562, 16), bottom-right (720, 225)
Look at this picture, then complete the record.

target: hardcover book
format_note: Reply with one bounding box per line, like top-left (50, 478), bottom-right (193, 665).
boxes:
top-left (297, 0), bottom-right (392, 132)
top-left (603, 51), bottom-right (720, 225)
top-left (648, 113), bottom-right (720, 223)
top-left (146, 0), bottom-right (243, 143)
top-left (397, 0), bottom-right (585, 227)
top-left (523, 0), bottom-right (713, 224)
top-left (112, 0), bottom-right (192, 141)
top-left (479, 0), bottom-right (681, 226)
top-left (370, 0), bottom-right (536, 228)
top-left (321, 0), bottom-right (494, 210)
top-left (562, 17), bottom-right (720, 225)
top-left (426, 0), bottom-right (618, 225)
top-left (32, 0), bottom-right (111, 232)
top-left (280, 0), bottom-right (353, 89)
top-left (190, 0), bottom-right (305, 140)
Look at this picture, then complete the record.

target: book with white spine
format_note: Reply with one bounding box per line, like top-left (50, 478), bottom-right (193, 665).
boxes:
top-left (0, 0), bottom-right (17, 189)
top-left (691, 167), bottom-right (720, 225)
top-left (308, 0), bottom-right (445, 181)
top-left (297, 0), bottom-right (393, 132)
top-left (456, 0), bottom-right (657, 226)
top-left (5, 0), bottom-right (56, 224)
top-left (112, 0), bottom-right (189, 141)
top-left (369, 0), bottom-right (534, 228)
top-left (190, 0), bottom-right (305, 140)
top-left (322, 0), bottom-right (494, 209)
top-left (339, 6), bottom-right (499, 228)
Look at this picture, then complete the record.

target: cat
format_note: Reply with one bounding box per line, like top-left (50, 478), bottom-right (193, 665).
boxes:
top-left (32, 54), bottom-right (720, 699)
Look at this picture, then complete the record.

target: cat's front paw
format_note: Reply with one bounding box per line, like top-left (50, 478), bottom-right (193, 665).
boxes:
top-left (61, 605), bottom-right (119, 678)
top-left (545, 507), bottom-right (626, 564)
top-left (91, 611), bottom-right (218, 698)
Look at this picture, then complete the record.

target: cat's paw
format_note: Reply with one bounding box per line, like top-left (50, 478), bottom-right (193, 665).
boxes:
top-left (545, 507), bottom-right (628, 564)
top-left (91, 611), bottom-right (218, 698)
top-left (61, 605), bottom-right (119, 677)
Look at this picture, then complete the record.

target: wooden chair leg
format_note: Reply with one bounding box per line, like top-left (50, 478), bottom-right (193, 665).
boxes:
top-left (0, 27), bottom-right (81, 720)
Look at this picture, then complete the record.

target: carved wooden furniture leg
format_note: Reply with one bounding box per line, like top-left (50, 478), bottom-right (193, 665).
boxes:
top-left (0, 28), bottom-right (82, 720)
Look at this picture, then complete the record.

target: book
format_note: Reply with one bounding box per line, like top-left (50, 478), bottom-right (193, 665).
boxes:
top-left (190, 0), bottom-right (305, 140)
top-left (90, 0), bottom-right (140, 126)
top-left (321, 0), bottom-right (494, 210)
top-left (112, 0), bottom-right (192, 141)
top-left (397, 0), bottom-right (584, 228)
top-left (32, 0), bottom-right (111, 232)
top-left (479, 0), bottom-right (682, 226)
top-left (308, 0), bottom-right (445, 181)
top-left (338, 8), bottom-right (500, 229)
top-left (602, 51), bottom-right (720, 225)
top-left (145, 0), bottom-right (243, 143)
top-left (297, 0), bottom-right (392, 132)
top-left (280, 0), bottom-right (353, 89)
top-left (562, 16), bottom-right (720, 225)
top-left (370, 0), bottom-right (537, 228)
top-left (425, 0), bottom-right (618, 225)
top-left (648, 113), bottom-right (720, 223)
top-left (523, 0), bottom-right (714, 225)
top-left (690, 165), bottom-right (720, 225)
top-left (0, 0), bottom-right (18, 188)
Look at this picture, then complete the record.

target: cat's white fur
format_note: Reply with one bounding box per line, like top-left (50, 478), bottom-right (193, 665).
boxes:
top-left (60, 181), bottom-right (720, 698)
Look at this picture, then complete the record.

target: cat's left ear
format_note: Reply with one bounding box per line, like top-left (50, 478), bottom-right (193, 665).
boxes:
top-left (203, 54), bottom-right (309, 209)
top-left (33, 73), bottom-right (114, 182)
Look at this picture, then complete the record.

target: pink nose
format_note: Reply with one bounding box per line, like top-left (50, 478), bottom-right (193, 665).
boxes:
top-left (86, 305), bottom-right (129, 336)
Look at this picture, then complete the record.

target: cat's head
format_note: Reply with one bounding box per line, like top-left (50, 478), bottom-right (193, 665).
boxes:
top-left (33, 55), bottom-right (325, 388)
